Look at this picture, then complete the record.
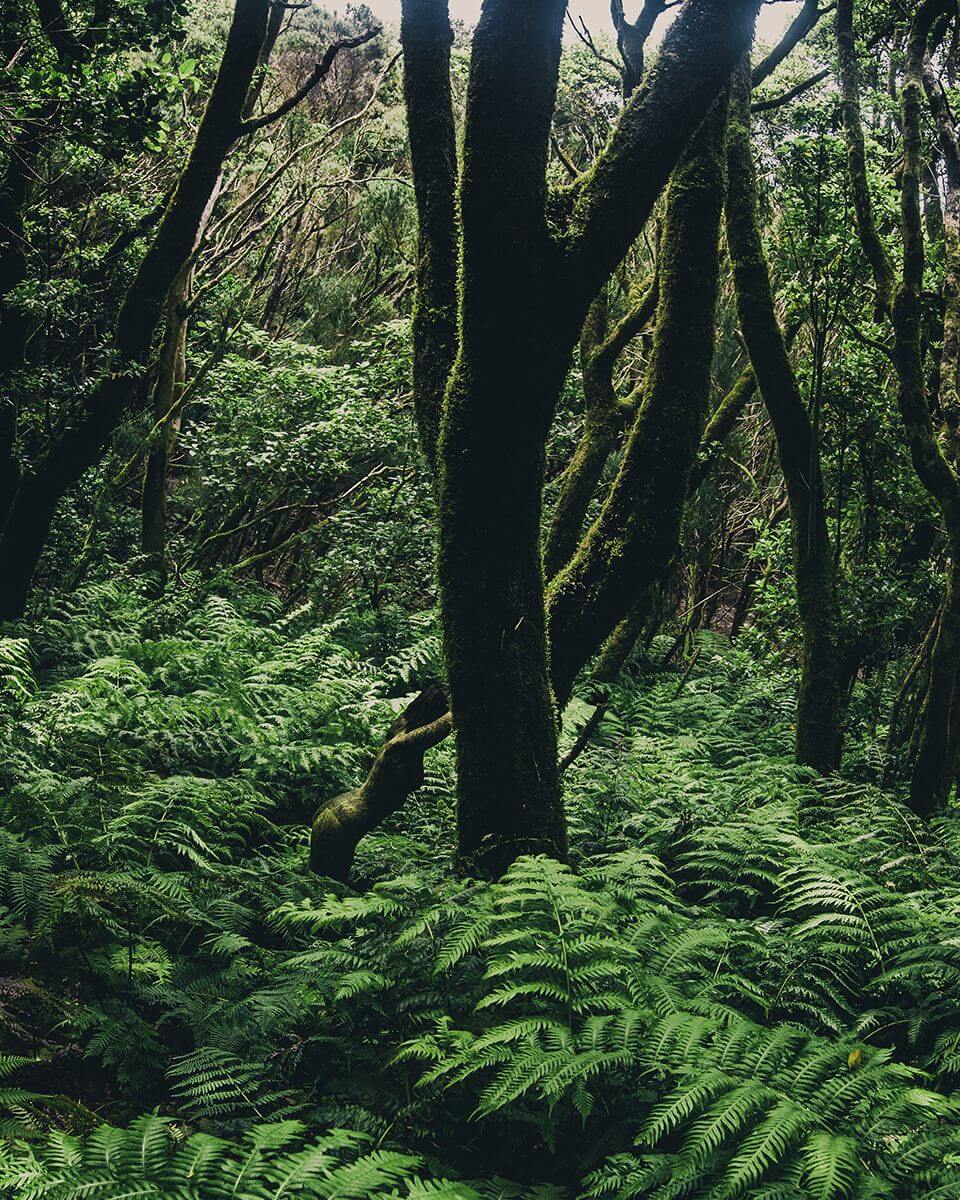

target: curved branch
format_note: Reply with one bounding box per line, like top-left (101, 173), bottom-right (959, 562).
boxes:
top-left (238, 28), bottom-right (380, 134)
top-left (562, 0), bottom-right (759, 311)
top-left (751, 66), bottom-right (829, 111)
top-left (752, 0), bottom-right (828, 87)
top-left (311, 684), bottom-right (451, 879)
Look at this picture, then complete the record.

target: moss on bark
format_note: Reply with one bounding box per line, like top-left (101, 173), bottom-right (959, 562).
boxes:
top-left (725, 55), bottom-right (844, 773)
top-left (310, 684), bottom-right (451, 879)
top-left (835, 0), bottom-right (895, 320)
top-left (401, 0), bottom-right (458, 468)
top-left (543, 275), bottom-right (658, 581)
top-left (547, 97), bottom-right (729, 706)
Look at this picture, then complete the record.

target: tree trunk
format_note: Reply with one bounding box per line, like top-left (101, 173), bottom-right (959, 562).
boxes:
top-left (437, 0), bottom-right (571, 874)
top-left (543, 274), bottom-right (658, 580)
top-left (726, 54), bottom-right (844, 773)
top-left (312, 0), bottom-right (761, 880)
top-left (141, 266), bottom-right (191, 581)
top-left (892, 0), bottom-right (960, 813)
top-left (401, 0), bottom-right (458, 468)
top-left (548, 97), bottom-right (729, 707)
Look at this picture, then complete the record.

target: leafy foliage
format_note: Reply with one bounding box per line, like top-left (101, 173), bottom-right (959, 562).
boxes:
top-left (2, 603), bottom-right (960, 1196)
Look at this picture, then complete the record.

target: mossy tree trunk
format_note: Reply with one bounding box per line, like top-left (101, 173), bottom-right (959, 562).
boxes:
top-left (436, 0), bottom-right (572, 873)
top-left (543, 273), bottom-right (658, 582)
top-left (0, 2), bottom-right (376, 621)
top-left (892, 0), bottom-right (960, 815)
top-left (725, 54), bottom-right (845, 773)
top-left (309, 0), bottom-right (760, 878)
top-left (547, 97), bottom-right (730, 708)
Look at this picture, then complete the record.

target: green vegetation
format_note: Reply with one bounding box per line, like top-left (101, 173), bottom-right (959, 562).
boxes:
top-left (3, 0), bottom-right (960, 1195)
top-left (2, 597), bottom-right (960, 1196)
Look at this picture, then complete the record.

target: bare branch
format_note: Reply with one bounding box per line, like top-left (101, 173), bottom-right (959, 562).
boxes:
top-left (238, 27), bottom-right (380, 134)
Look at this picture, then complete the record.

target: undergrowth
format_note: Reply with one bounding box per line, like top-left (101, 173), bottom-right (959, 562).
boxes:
top-left (0, 586), bottom-right (958, 1197)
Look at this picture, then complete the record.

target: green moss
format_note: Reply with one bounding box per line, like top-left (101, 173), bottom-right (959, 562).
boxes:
top-left (547, 97), bottom-right (728, 706)
top-left (726, 55), bottom-right (843, 773)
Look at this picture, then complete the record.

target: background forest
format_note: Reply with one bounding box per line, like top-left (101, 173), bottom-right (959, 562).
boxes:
top-left (2, 0), bottom-right (960, 1196)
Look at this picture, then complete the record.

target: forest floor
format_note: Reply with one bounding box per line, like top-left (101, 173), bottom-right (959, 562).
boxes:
top-left (0, 579), bottom-right (958, 1196)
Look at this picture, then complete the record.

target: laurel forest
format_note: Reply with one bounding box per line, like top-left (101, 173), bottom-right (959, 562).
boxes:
top-left (1, 0), bottom-right (960, 1196)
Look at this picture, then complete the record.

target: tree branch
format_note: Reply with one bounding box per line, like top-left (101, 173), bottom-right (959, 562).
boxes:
top-left (751, 0), bottom-right (828, 87)
top-left (562, 0), bottom-right (760, 312)
top-left (238, 27), bottom-right (380, 134)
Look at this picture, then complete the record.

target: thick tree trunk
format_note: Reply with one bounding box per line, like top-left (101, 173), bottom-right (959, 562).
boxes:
top-left (310, 0), bottom-right (761, 879)
top-left (437, 0), bottom-right (570, 873)
top-left (548, 98), bottom-right (728, 707)
top-left (726, 54), bottom-right (844, 773)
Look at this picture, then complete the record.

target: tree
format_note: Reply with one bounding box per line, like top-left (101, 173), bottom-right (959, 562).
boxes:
top-left (310, 0), bottom-right (755, 879)
top-left (725, 53), bottom-right (846, 773)
top-left (0, 0), bottom-right (377, 619)
top-left (891, 0), bottom-right (960, 814)
top-left (386, 0), bottom-right (759, 874)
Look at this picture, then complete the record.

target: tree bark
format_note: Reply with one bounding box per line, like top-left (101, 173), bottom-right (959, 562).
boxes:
top-left (835, 0), bottom-right (895, 320)
top-left (726, 53), bottom-right (845, 773)
top-left (543, 273), bottom-right (658, 580)
top-left (401, 0), bottom-right (458, 468)
top-left (548, 97), bottom-right (729, 708)
top-left (437, 0), bottom-right (570, 874)
top-left (610, 0), bottom-right (666, 98)
top-left (311, 684), bottom-right (451, 880)
top-left (892, 0), bottom-right (960, 813)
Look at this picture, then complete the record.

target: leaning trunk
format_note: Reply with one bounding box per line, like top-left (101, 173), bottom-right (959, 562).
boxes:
top-left (725, 54), bottom-right (844, 772)
top-left (0, 0), bottom-right (273, 620)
